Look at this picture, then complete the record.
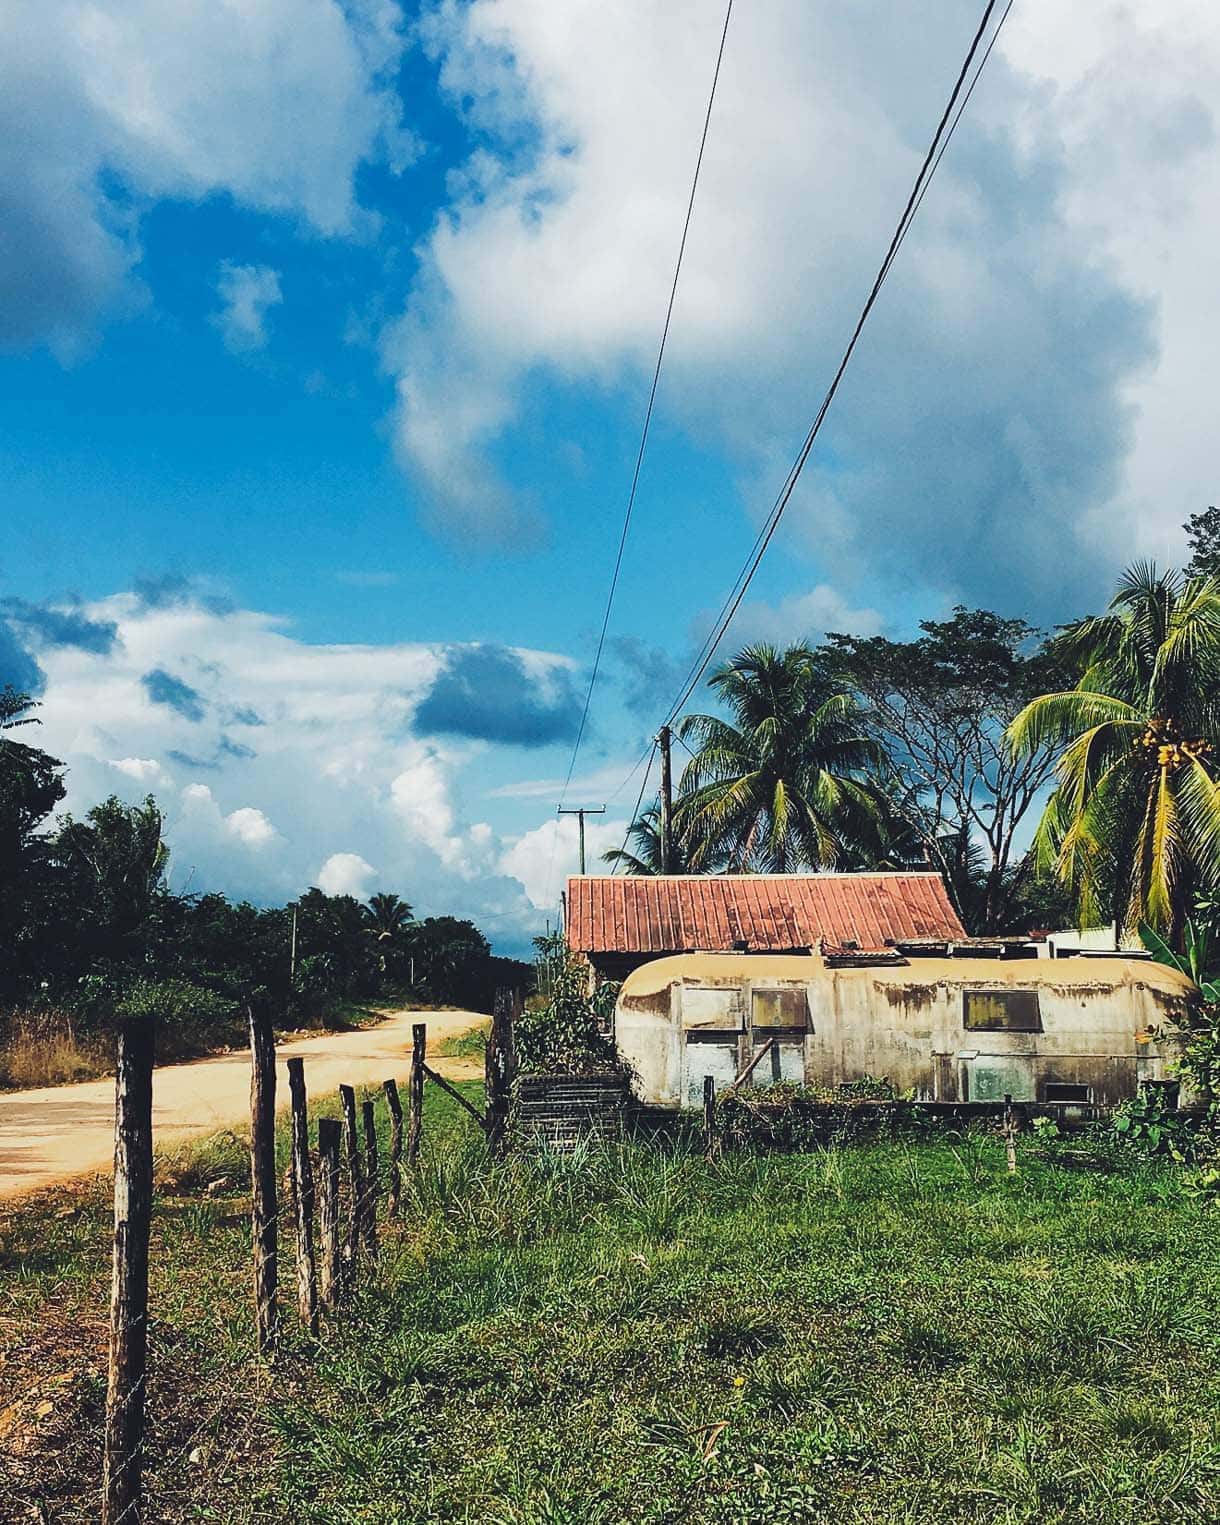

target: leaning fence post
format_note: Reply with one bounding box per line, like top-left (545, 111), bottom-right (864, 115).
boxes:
top-left (317, 1117), bottom-right (342, 1311)
top-left (339, 1085), bottom-right (364, 1292)
top-left (485, 986), bottom-right (517, 1159)
top-left (102, 1016), bottom-right (155, 1525)
top-left (248, 1004), bottom-right (279, 1354)
top-left (286, 1057), bottom-right (319, 1337)
top-left (407, 1024), bottom-right (426, 1167)
top-left (361, 1098), bottom-right (379, 1263)
top-left (383, 1079), bottom-right (404, 1215)
top-left (703, 1075), bottom-right (718, 1164)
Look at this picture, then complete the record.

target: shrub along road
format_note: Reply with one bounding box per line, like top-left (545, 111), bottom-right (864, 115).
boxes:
top-left (0, 1006), bottom-right (486, 1199)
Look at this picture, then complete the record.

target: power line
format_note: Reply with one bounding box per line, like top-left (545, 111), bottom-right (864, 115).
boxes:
top-left (609, 738), bottom-right (659, 875)
top-left (545, 0), bottom-right (735, 910)
top-left (650, 0), bottom-right (1010, 741)
top-left (555, 0), bottom-right (735, 810)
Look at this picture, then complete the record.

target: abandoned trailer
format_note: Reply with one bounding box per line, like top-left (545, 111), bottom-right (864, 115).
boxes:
top-left (613, 953), bottom-right (1197, 1111)
top-left (565, 875), bottom-right (1198, 1112)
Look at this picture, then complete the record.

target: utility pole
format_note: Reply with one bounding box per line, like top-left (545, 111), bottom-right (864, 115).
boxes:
top-left (658, 724), bottom-right (674, 874)
top-left (558, 805), bottom-right (605, 875)
top-left (289, 904), bottom-right (298, 988)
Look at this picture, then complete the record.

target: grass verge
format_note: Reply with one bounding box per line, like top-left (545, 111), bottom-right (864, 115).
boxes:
top-left (4, 1103), bottom-right (1220, 1523)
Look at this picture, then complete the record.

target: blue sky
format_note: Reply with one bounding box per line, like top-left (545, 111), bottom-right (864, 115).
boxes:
top-left (3, 1), bottom-right (1218, 954)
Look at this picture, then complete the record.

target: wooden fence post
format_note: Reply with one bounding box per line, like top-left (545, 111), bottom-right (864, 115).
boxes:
top-left (407, 1024), bottom-right (426, 1167)
top-left (485, 987), bottom-right (517, 1159)
top-left (316, 1118), bottom-right (342, 1311)
top-left (703, 1075), bottom-right (718, 1164)
top-left (102, 1017), bottom-right (155, 1525)
top-left (1003, 1093), bottom-right (1018, 1175)
top-left (248, 1004), bottom-right (278, 1354)
top-left (361, 1098), bottom-right (379, 1263)
top-left (286, 1057), bottom-right (319, 1337)
top-left (383, 1079), bottom-right (403, 1216)
top-left (339, 1085), bottom-right (364, 1293)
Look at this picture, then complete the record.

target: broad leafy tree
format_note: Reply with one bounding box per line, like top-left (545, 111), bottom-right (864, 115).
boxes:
top-left (53, 795), bottom-right (169, 972)
top-left (1009, 564), bottom-right (1220, 948)
top-left (1185, 505), bottom-right (1220, 580)
top-left (677, 643), bottom-right (886, 872)
top-left (824, 609), bottom-right (1072, 932)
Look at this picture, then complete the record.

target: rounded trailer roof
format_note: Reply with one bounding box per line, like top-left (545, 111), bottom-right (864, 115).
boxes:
top-left (617, 951), bottom-right (1199, 1002)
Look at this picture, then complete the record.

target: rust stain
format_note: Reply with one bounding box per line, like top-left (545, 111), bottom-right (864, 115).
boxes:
top-left (882, 983), bottom-right (939, 1011)
top-left (567, 873), bottom-right (964, 955)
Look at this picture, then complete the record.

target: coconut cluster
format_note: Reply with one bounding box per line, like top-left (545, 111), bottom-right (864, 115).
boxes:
top-left (1135, 718), bottom-right (1211, 771)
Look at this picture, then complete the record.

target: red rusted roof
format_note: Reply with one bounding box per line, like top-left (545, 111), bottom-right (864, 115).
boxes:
top-left (567, 873), bottom-right (964, 954)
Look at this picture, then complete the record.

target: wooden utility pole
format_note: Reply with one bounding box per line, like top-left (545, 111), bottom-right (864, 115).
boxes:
top-left (248, 1005), bottom-right (279, 1354)
top-left (658, 724), bottom-right (673, 873)
top-left (338, 1086), bottom-right (364, 1293)
top-left (361, 1099), bottom-right (379, 1263)
top-left (383, 1079), bottom-right (404, 1216)
top-left (485, 986), bottom-right (517, 1159)
top-left (102, 1017), bottom-right (155, 1525)
top-left (286, 1057), bottom-right (319, 1337)
top-left (407, 1024), bottom-right (426, 1167)
top-left (316, 1118), bottom-right (342, 1311)
top-left (557, 805), bottom-right (605, 875)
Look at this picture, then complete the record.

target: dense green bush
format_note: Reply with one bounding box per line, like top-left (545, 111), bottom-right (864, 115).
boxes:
top-left (515, 955), bottom-right (621, 1075)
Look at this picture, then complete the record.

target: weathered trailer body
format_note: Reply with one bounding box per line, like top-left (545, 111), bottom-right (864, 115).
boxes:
top-left (614, 953), bottom-right (1198, 1110)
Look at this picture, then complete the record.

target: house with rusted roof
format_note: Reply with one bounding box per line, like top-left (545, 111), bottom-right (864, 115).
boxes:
top-left (566, 872), bottom-right (967, 982)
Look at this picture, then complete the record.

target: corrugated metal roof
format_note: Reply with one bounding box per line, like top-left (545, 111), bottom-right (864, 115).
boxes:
top-left (567, 873), bottom-right (965, 954)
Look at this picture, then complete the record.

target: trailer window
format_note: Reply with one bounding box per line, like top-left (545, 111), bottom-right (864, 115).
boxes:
top-left (963, 989), bottom-right (1042, 1032)
top-left (751, 988), bottom-right (809, 1030)
top-left (681, 986), bottom-right (744, 1030)
top-left (1044, 1082), bottom-right (1090, 1103)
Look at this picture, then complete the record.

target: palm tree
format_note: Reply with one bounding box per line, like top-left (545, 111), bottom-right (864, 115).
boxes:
top-left (361, 892), bottom-right (414, 976)
top-left (601, 805), bottom-right (700, 875)
top-left (1009, 564), bottom-right (1220, 947)
top-left (362, 892), bottom-right (414, 940)
top-left (677, 643), bottom-right (887, 872)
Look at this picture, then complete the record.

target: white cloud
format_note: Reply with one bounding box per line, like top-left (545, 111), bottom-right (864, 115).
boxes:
top-left (226, 805), bottom-right (278, 848)
top-left (317, 851), bottom-right (377, 898)
top-left (0, 0), bottom-right (411, 356)
top-left (384, 0), bottom-right (1215, 613)
top-left (108, 756), bottom-right (166, 783)
top-left (212, 263), bottom-right (283, 354)
top-left (500, 813), bottom-right (627, 911)
top-left (18, 588), bottom-right (573, 951)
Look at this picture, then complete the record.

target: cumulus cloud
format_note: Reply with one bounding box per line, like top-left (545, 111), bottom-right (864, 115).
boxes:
top-left (226, 806), bottom-right (278, 848)
top-left (415, 643), bottom-right (581, 747)
top-left (381, 0), bottom-right (1197, 614)
top-left (317, 851), bottom-right (377, 897)
top-left (108, 757), bottom-right (167, 784)
top-left (212, 263), bottom-right (283, 354)
top-left (8, 586), bottom-right (576, 951)
top-left (500, 813), bottom-right (627, 911)
top-left (0, 0), bottom-right (411, 357)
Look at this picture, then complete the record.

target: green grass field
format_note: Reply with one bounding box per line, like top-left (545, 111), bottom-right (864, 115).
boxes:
top-left (4, 1089), bottom-right (1220, 1523)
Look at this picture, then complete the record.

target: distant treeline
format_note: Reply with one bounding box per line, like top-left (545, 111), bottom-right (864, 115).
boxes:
top-left (0, 690), bottom-right (530, 1063)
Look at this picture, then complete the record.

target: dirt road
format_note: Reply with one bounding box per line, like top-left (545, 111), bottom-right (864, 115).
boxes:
top-left (0, 1007), bottom-right (486, 1201)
